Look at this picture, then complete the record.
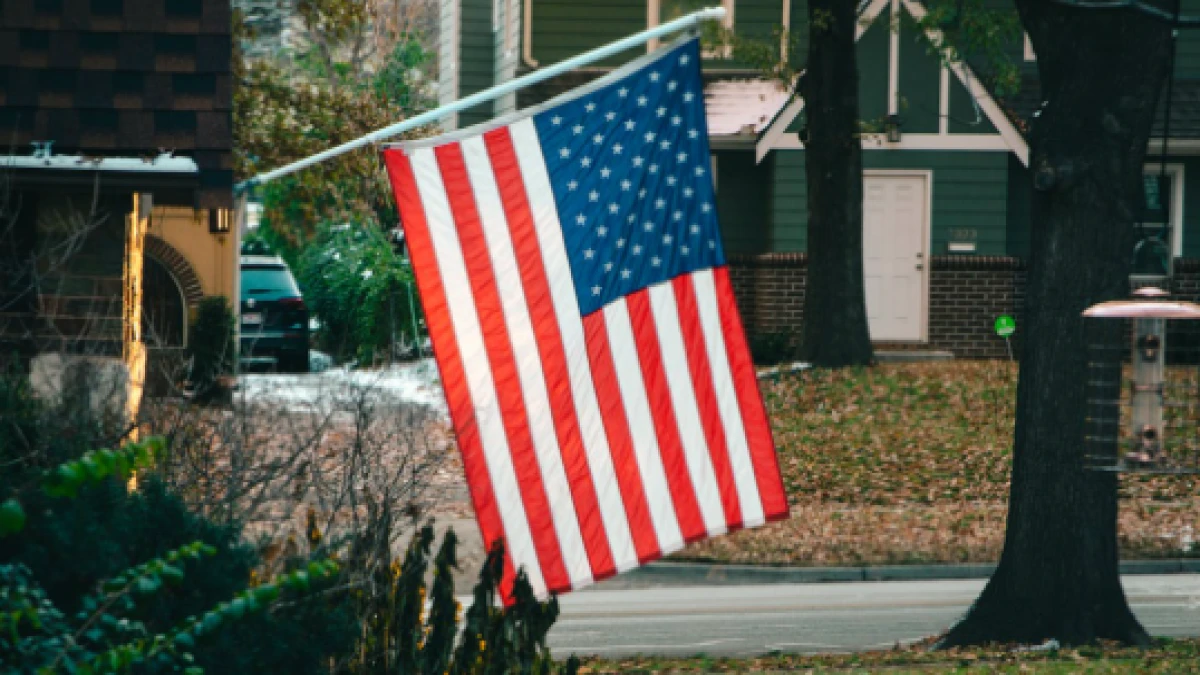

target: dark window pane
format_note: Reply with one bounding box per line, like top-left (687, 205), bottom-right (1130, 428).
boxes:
top-left (241, 266), bottom-right (300, 300)
top-left (1141, 173), bottom-right (1171, 225)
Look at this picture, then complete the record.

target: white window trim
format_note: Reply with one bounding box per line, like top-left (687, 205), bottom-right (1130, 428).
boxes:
top-left (494, 0), bottom-right (515, 55)
top-left (1143, 163), bottom-right (1185, 258)
top-left (504, 0), bottom-right (515, 56)
top-left (647, 0), bottom-right (735, 54)
top-left (938, 66), bottom-right (950, 135)
top-left (888, 0), bottom-right (900, 116)
top-left (780, 0), bottom-right (790, 62)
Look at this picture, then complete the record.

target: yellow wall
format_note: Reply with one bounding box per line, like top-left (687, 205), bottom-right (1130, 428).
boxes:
top-left (147, 206), bottom-right (236, 300)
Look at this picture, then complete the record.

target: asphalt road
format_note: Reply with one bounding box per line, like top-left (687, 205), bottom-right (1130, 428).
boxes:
top-left (547, 575), bottom-right (1200, 658)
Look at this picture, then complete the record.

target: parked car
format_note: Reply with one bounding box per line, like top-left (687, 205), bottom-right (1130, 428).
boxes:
top-left (239, 254), bottom-right (309, 373)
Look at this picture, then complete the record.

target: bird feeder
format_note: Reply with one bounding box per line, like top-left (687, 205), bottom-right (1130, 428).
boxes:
top-left (1083, 287), bottom-right (1200, 473)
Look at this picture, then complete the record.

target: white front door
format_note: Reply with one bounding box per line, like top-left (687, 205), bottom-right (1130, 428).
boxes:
top-left (862, 174), bottom-right (928, 342)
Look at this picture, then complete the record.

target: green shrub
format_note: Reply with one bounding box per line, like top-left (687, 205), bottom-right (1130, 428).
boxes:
top-left (187, 297), bottom-right (235, 402)
top-left (750, 331), bottom-right (799, 366)
top-left (0, 428), bottom-right (356, 674)
top-left (296, 221), bottom-right (420, 364)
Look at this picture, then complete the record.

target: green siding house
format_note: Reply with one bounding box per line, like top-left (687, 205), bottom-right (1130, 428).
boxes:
top-left (437, 0), bottom-right (1200, 358)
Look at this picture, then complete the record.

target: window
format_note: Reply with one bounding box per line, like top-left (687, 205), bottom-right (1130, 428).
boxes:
top-left (647, 0), bottom-right (735, 54)
top-left (241, 266), bottom-right (301, 301)
top-left (1133, 164), bottom-right (1184, 277)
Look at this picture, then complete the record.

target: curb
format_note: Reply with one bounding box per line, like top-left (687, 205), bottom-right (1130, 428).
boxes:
top-left (589, 559), bottom-right (1200, 590)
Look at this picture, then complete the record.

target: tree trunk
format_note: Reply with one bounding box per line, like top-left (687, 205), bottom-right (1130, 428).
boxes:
top-left (796, 0), bottom-right (873, 368)
top-left (940, 2), bottom-right (1172, 647)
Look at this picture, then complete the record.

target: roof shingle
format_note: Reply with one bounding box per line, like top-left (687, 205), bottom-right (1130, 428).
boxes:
top-left (0, 0), bottom-right (232, 208)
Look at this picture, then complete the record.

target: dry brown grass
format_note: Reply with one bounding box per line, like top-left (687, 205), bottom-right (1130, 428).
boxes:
top-left (679, 361), bottom-right (1200, 566)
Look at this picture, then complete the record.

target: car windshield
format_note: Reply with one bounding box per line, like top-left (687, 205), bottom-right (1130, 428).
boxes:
top-left (242, 265), bottom-right (300, 301)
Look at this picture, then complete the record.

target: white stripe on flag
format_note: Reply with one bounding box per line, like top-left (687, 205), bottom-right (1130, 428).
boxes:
top-left (458, 136), bottom-right (593, 588)
top-left (407, 148), bottom-right (547, 595)
top-left (648, 282), bottom-right (728, 536)
top-left (692, 270), bottom-right (765, 527)
top-left (509, 119), bottom-right (641, 572)
top-left (602, 298), bottom-right (686, 554)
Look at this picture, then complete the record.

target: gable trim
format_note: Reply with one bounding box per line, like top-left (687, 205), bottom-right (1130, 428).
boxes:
top-left (771, 132), bottom-right (1012, 152)
top-left (754, 0), bottom-right (890, 163)
top-left (756, 0), bottom-right (1030, 167)
top-left (938, 65), bottom-right (950, 135)
top-left (900, 0), bottom-right (1029, 166)
top-left (748, 0), bottom-right (892, 163)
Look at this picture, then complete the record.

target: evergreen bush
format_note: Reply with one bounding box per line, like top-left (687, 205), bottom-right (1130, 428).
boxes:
top-left (186, 297), bottom-right (235, 402)
top-left (750, 331), bottom-right (799, 366)
top-left (0, 381), bottom-right (356, 674)
top-left (296, 221), bottom-right (420, 364)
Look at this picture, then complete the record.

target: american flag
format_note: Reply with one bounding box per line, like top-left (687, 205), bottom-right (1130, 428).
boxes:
top-left (382, 38), bottom-right (788, 599)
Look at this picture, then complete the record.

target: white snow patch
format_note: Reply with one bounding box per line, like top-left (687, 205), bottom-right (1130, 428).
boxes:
top-left (239, 358), bottom-right (446, 415)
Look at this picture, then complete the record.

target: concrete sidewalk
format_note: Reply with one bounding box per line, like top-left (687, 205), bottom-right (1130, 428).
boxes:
top-left (589, 559), bottom-right (1200, 590)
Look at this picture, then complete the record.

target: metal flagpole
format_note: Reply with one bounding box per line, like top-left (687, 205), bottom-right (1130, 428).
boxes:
top-left (235, 6), bottom-right (726, 191)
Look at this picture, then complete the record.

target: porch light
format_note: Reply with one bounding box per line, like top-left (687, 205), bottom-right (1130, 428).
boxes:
top-left (885, 114), bottom-right (902, 143)
top-left (209, 208), bottom-right (232, 234)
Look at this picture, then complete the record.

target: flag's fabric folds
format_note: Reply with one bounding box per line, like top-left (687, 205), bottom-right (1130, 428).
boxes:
top-left (382, 37), bottom-right (788, 599)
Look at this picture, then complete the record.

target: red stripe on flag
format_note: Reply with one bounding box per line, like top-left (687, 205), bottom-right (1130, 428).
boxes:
top-left (581, 310), bottom-right (662, 564)
top-left (433, 143), bottom-right (573, 592)
top-left (482, 127), bottom-right (617, 581)
top-left (672, 276), bottom-right (743, 531)
top-left (711, 267), bottom-right (789, 520)
top-left (381, 149), bottom-right (517, 597)
top-left (625, 290), bottom-right (708, 543)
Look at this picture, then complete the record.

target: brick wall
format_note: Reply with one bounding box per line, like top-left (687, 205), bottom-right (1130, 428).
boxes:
top-left (726, 253), bottom-right (807, 340)
top-left (928, 257), bottom-right (1026, 358)
top-left (1172, 259), bottom-right (1200, 299)
top-left (727, 254), bottom-right (1027, 359)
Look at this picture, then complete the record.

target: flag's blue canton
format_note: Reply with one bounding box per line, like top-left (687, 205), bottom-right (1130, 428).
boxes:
top-left (533, 39), bottom-right (725, 317)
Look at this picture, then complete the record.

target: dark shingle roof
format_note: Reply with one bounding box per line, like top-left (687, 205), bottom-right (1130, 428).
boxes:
top-left (0, 0), bottom-right (232, 208)
top-left (1000, 72), bottom-right (1200, 141)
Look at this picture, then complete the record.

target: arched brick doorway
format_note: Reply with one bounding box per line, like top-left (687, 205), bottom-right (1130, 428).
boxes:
top-left (143, 235), bottom-right (204, 348)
